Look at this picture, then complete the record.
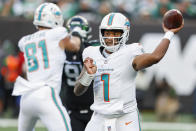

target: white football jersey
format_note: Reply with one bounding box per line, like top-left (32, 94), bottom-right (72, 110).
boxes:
top-left (18, 27), bottom-right (67, 93)
top-left (83, 43), bottom-right (144, 115)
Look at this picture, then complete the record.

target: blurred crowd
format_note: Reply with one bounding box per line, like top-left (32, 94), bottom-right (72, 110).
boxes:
top-left (0, 0), bottom-right (196, 22)
top-left (0, 40), bottom-right (24, 118)
top-left (0, 39), bottom-right (24, 118)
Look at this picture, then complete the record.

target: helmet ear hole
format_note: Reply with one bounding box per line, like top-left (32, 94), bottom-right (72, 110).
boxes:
top-left (101, 29), bottom-right (105, 36)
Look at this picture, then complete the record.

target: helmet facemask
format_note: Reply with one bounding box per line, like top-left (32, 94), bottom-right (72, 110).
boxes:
top-left (100, 28), bottom-right (129, 53)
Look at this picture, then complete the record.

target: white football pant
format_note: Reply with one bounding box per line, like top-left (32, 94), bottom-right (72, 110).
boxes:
top-left (18, 86), bottom-right (72, 131)
top-left (85, 109), bottom-right (141, 131)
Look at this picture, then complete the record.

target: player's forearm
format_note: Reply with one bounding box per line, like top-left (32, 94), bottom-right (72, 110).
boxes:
top-left (73, 67), bottom-right (94, 96)
top-left (150, 31), bottom-right (175, 64)
top-left (74, 82), bottom-right (89, 96)
top-left (133, 37), bottom-right (171, 71)
top-left (151, 38), bottom-right (170, 63)
top-left (68, 36), bottom-right (81, 52)
top-left (59, 36), bottom-right (81, 52)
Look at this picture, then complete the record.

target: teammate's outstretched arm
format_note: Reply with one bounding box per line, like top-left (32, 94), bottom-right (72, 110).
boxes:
top-left (132, 22), bottom-right (184, 71)
top-left (59, 27), bottom-right (87, 52)
top-left (74, 57), bottom-right (97, 96)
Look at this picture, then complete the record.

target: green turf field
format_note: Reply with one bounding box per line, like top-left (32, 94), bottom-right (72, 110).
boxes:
top-left (0, 127), bottom-right (195, 131)
top-left (0, 112), bottom-right (195, 131)
top-left (0, 128), bottom-right (163, 131)
top-left (0, 128), bottom-right (184, 131)
top-left (0, 127), bottom-right (47, 131)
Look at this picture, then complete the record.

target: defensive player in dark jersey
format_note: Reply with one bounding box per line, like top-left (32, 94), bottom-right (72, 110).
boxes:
top-left (61, 16), bottom-right (99, 131)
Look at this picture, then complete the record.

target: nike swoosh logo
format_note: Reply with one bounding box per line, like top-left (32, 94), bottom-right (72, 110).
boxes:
top-left (125, 121), bottom-right (132, 125)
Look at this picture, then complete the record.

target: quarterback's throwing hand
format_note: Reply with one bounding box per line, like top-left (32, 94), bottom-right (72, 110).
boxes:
top-left (84, 57), bottom-right (97, 74)
top-left (162, 20), bottom-right (184, 34)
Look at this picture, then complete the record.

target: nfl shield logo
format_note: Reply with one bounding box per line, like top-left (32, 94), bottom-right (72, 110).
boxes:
top-left (107, 126), bottom-right (111, 131)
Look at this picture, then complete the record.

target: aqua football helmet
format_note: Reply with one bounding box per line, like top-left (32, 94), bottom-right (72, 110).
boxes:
top-left (33, 3), bottom-right (64, 28)
top-left (99, 13), bottom-right (130, 52)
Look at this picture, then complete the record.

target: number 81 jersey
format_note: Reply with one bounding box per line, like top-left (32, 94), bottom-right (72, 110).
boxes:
top-left (18, 27), bottom-right (67, 93)
top-left (82, 43), bottom-right (144, 115)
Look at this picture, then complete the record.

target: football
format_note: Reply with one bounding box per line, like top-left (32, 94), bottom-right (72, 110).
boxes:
top-left (163, 9), bottom-right (183, 29)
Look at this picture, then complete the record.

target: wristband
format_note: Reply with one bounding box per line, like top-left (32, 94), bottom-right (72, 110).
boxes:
top-left (163, 31), bottom-right (174, 41)
top-left (79, 71), bottom-right (94, 86)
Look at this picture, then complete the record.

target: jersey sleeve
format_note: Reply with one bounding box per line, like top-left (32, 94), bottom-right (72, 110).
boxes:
top-left (82, 46), bottom-right (92, 61)
top-left (47, 27), bottom-right (68, 41)
top-left (131, 43), bottom-right (144, 57)
top-left (126, 43), bottom-right (145, 66)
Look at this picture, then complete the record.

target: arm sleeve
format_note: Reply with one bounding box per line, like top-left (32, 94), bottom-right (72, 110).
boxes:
top-left (131, 43), bottom-right (144, 57)
top-left (82, 47), bottom-right (91, 61)
top-left (128, 43), bottom-right (145, 66)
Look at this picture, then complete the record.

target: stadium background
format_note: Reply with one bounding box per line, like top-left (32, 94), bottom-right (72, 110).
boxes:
top-left (0, 0), bottom-right (196, 131)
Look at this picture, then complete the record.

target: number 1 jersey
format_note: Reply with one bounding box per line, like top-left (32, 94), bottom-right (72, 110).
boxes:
top-left (82, 43), bottom-right (144, 115)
